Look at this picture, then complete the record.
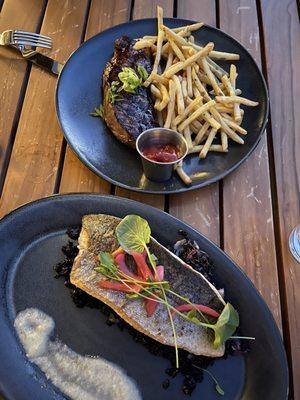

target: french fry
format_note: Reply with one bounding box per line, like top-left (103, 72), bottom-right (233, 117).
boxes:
top-left (150, 84), bottom-right (161, 99)
top-left (215, 95), bottom-right (259, 106)
top-left (207, 57), bottom-right (228, 77)
top-left (165, 50), bottom-right (174, 70)
top-left (164, 80), bottom-right (176, 128)
top-left (171, 109), bottom-right (177, 131)
top-left (142, 35), bottom-right (159, 40)
top-left (164, 42), bottom-right (214, 78)
top-left (135, 7), bottom-right (260, 185)
top-left (173, 75), bottom-right (185, 115)
top-left (201, 57), bottom-right (223, 95)
top-left (221, 75), bottom-right (235, 96)
top-left (209, 87), bottom-right (242, 96)
top-left (172, 22), bottom-right (204, 33)
top-left (196, 72), bottom-right (211, 85)
top-left (229, 64), bottom-right (242, 123)
top-left (155, 83), bottom-right (170, 111)
top-left (150, 72), bottom-right (169, 85)
top-left (183, 126), bottom-right (193, 148)
top-left (189, 144), bottom-right (227, 154)
top-left (202, 112), bottom-right (221, 130)
top-left (200, 128), bottom-right (217, 158)
top-left (190, 171), bottom-right (209, 181)
top-left (186, 65), bottom-right (193, 97)
top-left (193, 86), bottom-right (201, 98)
top-left (210, 108), bottom-right (244, 144)
top-left (215, 104), bottom-right (233, 113)
top-left (191, 119), bottom-right (202, 130)
top-left (178, 100), bottom-right (216, 131)
top-left (163, 25), bottom-right (239, 60)
top-left (221, 131), bottom-right (228, 151)
top-left (181, 77), bottom-right (188, 98)
top-left (157, 110), bottom-right (164, 126)
top-left (174, 161), bottom-right (192, 185)
top-left (143, 6), bottom-right (164, 87)
top-left (133, 39), bottom-right (157, 51)
top-left (194, 121), bottom-right (210, 145)
top-left (191, 68), bottom-right (211, 101)
top-left (173, 96), bottom-right (203, 126)
top-left (222, 115), bottom-right (247, 134)
top-left (168, 37), bottom-right (185, 61)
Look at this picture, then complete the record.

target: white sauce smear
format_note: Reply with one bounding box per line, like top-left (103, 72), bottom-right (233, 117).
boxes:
top-left (14, 308), bottom-right (142, 400)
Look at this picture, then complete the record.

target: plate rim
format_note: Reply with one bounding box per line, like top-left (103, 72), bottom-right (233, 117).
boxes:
top-left (0, 193), bottom-right (289, 399)
top-left (55, 18), bottom-right (270, 195)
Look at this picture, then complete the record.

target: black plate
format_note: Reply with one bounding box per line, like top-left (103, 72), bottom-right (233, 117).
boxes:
top-left (56, 19), bottom-right (269, 194)
top-left (0, 194), bottom-right (287, 399)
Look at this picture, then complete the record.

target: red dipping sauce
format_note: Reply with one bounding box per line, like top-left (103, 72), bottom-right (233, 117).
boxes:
top-left (142, 144), bottom-right (181, 163)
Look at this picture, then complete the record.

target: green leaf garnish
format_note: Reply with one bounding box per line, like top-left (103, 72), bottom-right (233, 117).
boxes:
top-left (215, 384), bottom-right (225, 396)
top-left (95, 252), bottom-right (118, 276)
top-left (108, 81), bottom-right (122, 104)
top-left (200, 303), bottom-right (239, 348)
top-left (116, 215), bottom-right (151, 254)
top-left (118, 67), bottom-right (142, 93)
top-left (193, 365), bottom-right (225, 396)
top-left (117, 65), bottom-right (148, 94)
top-left (90, 104), bottom-right (104, 118)
top-left (137, 65), bottom-right (149, 81)
top-left (126, 293), bottom-right (141, 299)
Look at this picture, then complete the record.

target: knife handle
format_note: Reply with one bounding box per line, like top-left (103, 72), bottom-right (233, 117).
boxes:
top-left (22, 50), bottom-right (63, 76)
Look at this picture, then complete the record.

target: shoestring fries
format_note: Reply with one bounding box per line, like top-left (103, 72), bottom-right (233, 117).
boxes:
top-left (134, 6), bottom-right (259, 185)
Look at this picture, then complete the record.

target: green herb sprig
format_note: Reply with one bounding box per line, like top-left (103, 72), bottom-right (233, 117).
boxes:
top-left (90, 104), bottom-right (104, 118)
top-left (108, 81), bottom-right (123, 104)
top-left (118, 65), bottom-right (149, 94)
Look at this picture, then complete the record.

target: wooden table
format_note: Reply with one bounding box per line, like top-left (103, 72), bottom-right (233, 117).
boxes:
top-left (0, 0), bottom-right (299, 398)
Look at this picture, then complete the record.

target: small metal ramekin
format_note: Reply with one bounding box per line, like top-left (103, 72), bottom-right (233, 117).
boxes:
top-left (136, 128), bottom-right (188, 182)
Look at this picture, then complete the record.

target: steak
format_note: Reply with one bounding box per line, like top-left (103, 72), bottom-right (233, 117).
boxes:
top-left (102, 36), bottom-right (157, 148)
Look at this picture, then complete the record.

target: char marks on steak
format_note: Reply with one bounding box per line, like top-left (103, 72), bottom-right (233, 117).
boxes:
top-left (103, 36), bottom-right (157, 147)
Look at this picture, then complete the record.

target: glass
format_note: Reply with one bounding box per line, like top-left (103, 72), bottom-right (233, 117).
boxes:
top-left (289, 225), bottom-right (300, 263)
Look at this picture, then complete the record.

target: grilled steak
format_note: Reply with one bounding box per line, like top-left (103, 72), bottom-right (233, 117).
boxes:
top-left (102, 36), bottom-right (157, 148)
top-left (71, 214), bottom-right (226, 357)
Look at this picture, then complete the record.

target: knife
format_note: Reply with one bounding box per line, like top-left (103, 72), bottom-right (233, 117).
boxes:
top-left (20, 48), bottom-right (63, 76)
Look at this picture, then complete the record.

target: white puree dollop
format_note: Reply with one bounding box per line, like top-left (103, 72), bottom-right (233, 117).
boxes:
top-left (14, 308), bottom-right (142, 400)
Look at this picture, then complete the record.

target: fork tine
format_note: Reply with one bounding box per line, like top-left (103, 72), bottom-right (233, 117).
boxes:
top-left (13, 35), bottom-right (52, 46)
top-left (13, 40), bottom-right (52, 49)
top-left (14, 30), bottom-right (52, 41)
top-left (13, 33), bottom-right (52, 43)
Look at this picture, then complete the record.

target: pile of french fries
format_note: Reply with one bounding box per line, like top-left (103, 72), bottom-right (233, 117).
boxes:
top-left (134, 6), bottom-right (259, 185)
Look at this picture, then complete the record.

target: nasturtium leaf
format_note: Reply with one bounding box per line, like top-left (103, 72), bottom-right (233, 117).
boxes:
top-left (201, 303), bottom-right (239, 348)
top-left (116, 215), bottom-right (151, 254)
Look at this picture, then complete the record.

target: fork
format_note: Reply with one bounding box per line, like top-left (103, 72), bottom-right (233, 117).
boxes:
top-left (0, 29), bottom-right (52, 49)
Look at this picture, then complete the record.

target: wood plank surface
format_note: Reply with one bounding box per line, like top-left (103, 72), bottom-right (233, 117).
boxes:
top-left (114, 0), bottom-right (173, 210)
top-left (218, 1), bottom-right (282, 327)
top-left (260, 0), bottom-right (300, 396)
top-left (0, 0), bottom-right (45, 184)
top-left (0, 0), bottom-right (89, 218)
top-left (169, 0), bottom-right (220, 243)
top-left (59, 0), bottom-right (131, 194)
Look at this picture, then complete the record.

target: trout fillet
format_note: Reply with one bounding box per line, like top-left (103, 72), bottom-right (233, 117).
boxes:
top-left (71, 214), bottom-right (226, 357)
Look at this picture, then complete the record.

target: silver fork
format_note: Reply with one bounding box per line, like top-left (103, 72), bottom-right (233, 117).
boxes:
top-left (0, 29), bottom-right (52, 49)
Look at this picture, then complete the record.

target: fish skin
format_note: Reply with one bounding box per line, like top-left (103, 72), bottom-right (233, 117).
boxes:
top-left (71, 214), bottom-right (225, 357)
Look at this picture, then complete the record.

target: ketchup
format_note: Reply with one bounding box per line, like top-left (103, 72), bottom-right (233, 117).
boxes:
top-left (142, 144), bottom-right (181, 163)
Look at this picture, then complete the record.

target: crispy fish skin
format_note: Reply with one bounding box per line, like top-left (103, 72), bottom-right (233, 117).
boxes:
top-left (71, 214), bottom-right (226, 357)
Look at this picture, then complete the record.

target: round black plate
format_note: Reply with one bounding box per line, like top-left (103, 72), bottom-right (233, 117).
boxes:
top-left (56, 19), bottom-right (269, 194)
top-left (0, 194), bottom-right (287, 399)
